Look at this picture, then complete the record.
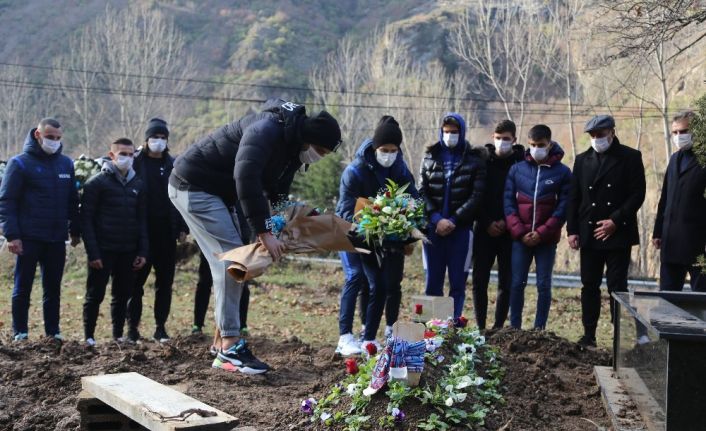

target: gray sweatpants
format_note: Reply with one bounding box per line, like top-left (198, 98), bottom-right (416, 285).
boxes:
top-left (169, 184), bottom-right (243, 337)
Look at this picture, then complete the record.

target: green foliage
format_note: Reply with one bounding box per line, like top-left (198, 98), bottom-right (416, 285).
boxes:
top-left (291, 152), bottom-right (344, 210)
top-left (691, 93), bottom-right (706, 170)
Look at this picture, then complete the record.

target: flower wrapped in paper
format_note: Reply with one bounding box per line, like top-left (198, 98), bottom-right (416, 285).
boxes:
top-left (218, 203), bottom-right (366, 282)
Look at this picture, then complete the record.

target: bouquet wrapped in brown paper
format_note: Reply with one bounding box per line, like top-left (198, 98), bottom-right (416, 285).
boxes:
top-left (218, 204), bottom-right (367, 282)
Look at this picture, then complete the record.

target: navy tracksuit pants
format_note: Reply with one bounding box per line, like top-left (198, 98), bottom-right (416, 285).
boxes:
top-left (423, 226), bottom-right (473, 319)
top-left (11, 240), bottom-right (66, 337)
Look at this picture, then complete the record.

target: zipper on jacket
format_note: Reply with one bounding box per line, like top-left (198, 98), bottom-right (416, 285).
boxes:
top-left (531, 165), bottom-right (542, 231)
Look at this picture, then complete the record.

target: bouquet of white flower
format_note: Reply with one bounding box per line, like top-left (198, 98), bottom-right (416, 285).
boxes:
top-left (74, 155), bottom-right (102, 192)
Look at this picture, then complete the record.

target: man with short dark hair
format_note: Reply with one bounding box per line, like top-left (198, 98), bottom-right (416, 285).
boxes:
top-left (653, 111), bottom-right (706, 291)
top-left (568, 115), bottom-right (646, 347)
top-left (472, 119), bottom-right (524, 330)
top-left (81, 138), bottom-right (148, 346)
top-left (0, 118), bottom-right (80, 342)
top-left (127, 118), bottom-right (188, 343)
top-left (505, 125), bottom-right (571, 330)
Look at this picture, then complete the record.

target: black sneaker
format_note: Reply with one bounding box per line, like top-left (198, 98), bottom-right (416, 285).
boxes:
top-left (215, 340), bottom-right (270, 374)
top-left (154, 327), bottom-right (170, 343)
top-left (577, 335), bottom-right (597, 348)
top-left (128, 327), bottom-right (141, 344)
top-left (191, 325), bottom-right (203, 335)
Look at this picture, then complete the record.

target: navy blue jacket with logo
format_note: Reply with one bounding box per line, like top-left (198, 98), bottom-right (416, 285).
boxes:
top-left (0, 129), bottom-right (79, 242)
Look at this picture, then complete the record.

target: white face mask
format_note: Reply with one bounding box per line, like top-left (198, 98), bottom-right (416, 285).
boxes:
top-left (147, 138), bottom-right (167, 153)
top-left (115, 155), bottom-right (133, 172)
top-left (375, 150), bottom-right (397, 168)
top-left (41, 138), bottom-right (61, 155)
top-left (494, 138), bottom-right (513, 157)
top-left (530, 146), bottom-right (549, 162)
top-left (299, 146), bottom-right (323, 164)
top-left (672, 133), bottom-right (693, 150)
top-left (443, 133), bottom-right (459, 148)
top-left (591, 136), bottom-right (611, 153)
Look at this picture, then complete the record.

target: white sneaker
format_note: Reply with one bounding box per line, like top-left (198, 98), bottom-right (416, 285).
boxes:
top-left (85, 338), bottom-right (97, 347)
top-left (360, 340), bottom-right (382, 358)
top-left (336, 333), bottom-right (362, 356)
top-left (637, 335), bottom-right (651, 345)
top-left (384, 325), bottom-right (394, 339)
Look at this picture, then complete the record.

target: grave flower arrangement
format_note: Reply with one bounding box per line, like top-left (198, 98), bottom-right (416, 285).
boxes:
top-left (355, 179), bottom-right (426, 248)
top-left (300, 323), bottom-right (504, 430)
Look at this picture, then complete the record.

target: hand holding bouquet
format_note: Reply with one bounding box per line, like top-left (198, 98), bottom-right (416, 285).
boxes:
top-left (219, 201), bottom-right (366, 281)
top-left (355, 179), bottom-right (427, 247)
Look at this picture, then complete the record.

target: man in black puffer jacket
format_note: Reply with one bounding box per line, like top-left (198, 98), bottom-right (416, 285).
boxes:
top-left (420, 113), bottom-right (486, 319)
top-left (170, 99), bottom-right (341, 374)
top-left (81, 138), bottom-right (148, 346)
top-left (472, 120), bottom-right (524, 330)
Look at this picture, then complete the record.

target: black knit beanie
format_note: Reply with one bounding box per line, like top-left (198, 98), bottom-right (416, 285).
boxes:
top-left (301, 111), bottom-right (342, 151)
top-left (372, 115), bottom-right (402, 149)
top-left (145, 118), bottom-right (169, 141)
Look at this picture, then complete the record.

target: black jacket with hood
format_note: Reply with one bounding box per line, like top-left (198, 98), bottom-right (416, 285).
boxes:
top-left (133, 148), bottom-right (188, 238)
top-left (173, 99), bottom-right (306, 233)
top-left (419, 113), bottom-right (487, 229)
top-left (80, 162), bottom-right (148, 261)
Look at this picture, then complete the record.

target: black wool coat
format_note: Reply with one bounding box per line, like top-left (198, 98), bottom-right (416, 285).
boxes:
top-left (653, 149), bottom-right (706, 265)
top-left (567, 138), bottom-right (646, 250)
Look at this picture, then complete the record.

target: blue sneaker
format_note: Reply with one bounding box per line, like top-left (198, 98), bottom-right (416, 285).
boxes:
top-left (13, 333), bottom-right (28, 342)
top-left (216, 340), bottom-right (270, 374)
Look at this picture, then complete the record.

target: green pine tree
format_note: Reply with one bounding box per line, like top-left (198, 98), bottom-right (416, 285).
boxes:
top-left (291, 153), bottom-right (344, 211)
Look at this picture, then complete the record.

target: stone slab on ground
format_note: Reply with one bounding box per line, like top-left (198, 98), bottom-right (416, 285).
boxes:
top-left (594, 366), bottom-right (649, 431)
top-left (82, 372), bottom-right (238, 431)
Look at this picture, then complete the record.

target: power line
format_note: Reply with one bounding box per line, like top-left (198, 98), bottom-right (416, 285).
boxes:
top-left (0, 61), bottom-right (677, 113)
top-left (0, 79), bottom-right (670, 120)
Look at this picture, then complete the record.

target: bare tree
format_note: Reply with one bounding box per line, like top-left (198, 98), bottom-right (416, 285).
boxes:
top-left (450, 0), bottom-right (561, 138)
top-left (309, 27), bottom-right (467, 169)
top-left (52, 28), bottom-right (107, 157)
top-left (98, 3), bottom-right (195, 139)
top-left (548, 0), bottom-right (587, 161)
top-left (0, 64), bottom-right (35, 159)
top-left (310, 33), bottom-right (373, 162)
top-left (598, 0), bottom-right (706, 165)
top-left (600, 0), bottom-right (706, 61)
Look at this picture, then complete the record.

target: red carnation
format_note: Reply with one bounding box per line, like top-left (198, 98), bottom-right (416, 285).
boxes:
top-left (414, 304), bottom-right (423, 315)
top-left (385, 191), bottom-right (391, 198)
top-left (373, 205), bottom-right (381, 211)
top-left (345, 358), bottom-right (359, 375)
top-left (365, 342), bottom-right (378, 356)
top-left (455, 316), bottom-right (469, 328)
top-left (424, 330), bottom-right (437, 339)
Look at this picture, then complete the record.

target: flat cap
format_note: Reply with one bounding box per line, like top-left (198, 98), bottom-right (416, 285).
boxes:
top-left (584, 115), bottom-right (615, 133)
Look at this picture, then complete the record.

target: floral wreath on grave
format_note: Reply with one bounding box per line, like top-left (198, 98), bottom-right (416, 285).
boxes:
top-left (300, 319), bottom-right (505, 430)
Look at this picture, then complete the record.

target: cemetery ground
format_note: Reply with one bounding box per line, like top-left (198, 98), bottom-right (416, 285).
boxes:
top-left (0, 246), bottom-right (614, 430)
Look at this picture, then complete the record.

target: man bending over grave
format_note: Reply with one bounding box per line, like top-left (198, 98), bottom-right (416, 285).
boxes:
top-left (170, 99), bottom-right (341, 374)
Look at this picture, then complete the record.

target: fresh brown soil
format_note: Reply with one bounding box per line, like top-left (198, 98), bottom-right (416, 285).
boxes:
top-left (0, 329), bottom-right (611, 431)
